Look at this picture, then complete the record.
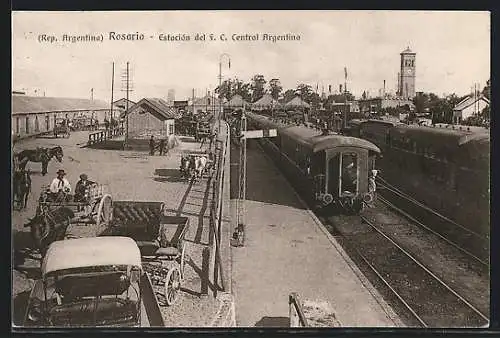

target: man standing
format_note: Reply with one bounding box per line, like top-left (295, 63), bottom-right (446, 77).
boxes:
top-left (159, 138), bottom-right (166, 156)
top-left (149, 135), bottom-right (155, 156)
top-left (49, 169), bottom-right (72, 202)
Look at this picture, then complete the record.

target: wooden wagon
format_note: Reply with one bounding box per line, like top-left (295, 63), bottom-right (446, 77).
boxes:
top-left (53, 119), bottom-right (71, 138)
top-left (37, 183), bottom-right (113, 228)
top-left (103, 201), bottom-right (190, 306)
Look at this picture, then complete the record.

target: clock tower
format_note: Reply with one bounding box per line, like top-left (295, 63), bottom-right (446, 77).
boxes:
top-left (399, 46), bottom-right (416, 99)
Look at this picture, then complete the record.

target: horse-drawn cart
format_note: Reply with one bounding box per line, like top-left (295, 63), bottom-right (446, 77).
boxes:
top-left (37, 183), bottom-right (113, 228)
top-left (53, 119), bottom-right (71, 138)
top-left (103, 201), bottom-right (190, 306)
top-left (179, 152), bottom-right (215, 182)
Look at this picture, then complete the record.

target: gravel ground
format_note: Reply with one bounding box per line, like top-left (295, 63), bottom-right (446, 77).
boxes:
top-left (12, 131), bottom-right (221, 327)
top-left (328, 211), bottom-right (488, 327)
top-left (362, 201), bottom-right (490, 318)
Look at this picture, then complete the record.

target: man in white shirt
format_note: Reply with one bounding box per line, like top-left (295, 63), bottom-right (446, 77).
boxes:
top-left (49, 169), bottom-right (72, 202)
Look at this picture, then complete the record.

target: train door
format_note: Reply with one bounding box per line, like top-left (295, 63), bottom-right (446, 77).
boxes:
top-left (327, 154), bottom-right (340, 196)
top-left (327, 151), bottom-right (359, 197)
top-left (312, 151), bottom-right (326, 195)
top-left (341, 152), bottom-right (359, 194)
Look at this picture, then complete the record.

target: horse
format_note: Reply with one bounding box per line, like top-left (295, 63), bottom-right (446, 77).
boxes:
top-left (13, 170), bottom-right (31, 210)
top-left (25, 206), bottom-right (74, 256)
top-left (16, 146), bottom-right (64, 176)
top-left (194, 156), bottom-right (208, 180)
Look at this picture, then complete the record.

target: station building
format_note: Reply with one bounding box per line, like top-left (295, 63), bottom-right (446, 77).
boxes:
top-left (452, 94), bottom-right (490, 124)
top-left (124, 97), bottom-right (181, 140)
top-left (12, 93), bottom-right (110, 139)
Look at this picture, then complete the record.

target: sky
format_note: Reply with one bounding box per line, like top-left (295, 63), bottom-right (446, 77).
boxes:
top-left (12, 11), bottom-right (490, 102)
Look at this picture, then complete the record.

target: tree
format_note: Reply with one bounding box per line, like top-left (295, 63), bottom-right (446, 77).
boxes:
top-left (296, 84), bottom-right (313, 101)
top-left (231, 78), bottom-right (252, 103)
top-left (269, 79), bottom-right (283, 100)
top-left (215, 80), bottom-right (232, 102)
top-left (482, 79), bottom-right (490, 100)
top-left (251, 75), bottom-right (267, 102)
top-left (282, 89), bottom-right (297, 104)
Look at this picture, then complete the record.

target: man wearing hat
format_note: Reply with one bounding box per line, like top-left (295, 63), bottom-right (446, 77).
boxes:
top-left (49, 169), bottom-right (72, 202)
top-left (74, 173), bottom-right (95, 203)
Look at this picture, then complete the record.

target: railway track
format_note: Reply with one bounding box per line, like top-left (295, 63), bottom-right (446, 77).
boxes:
top-left (326, 214), bottom-right (489, 327)
top-left (376, 176), bottom-right (489, 267)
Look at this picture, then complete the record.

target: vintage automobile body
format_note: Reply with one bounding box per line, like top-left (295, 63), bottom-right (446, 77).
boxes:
top-left (24, 237), bottom-right (151, 327)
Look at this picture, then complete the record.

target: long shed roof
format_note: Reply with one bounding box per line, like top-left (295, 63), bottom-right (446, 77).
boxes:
top-left (12, 95), bottom-right (109, 115)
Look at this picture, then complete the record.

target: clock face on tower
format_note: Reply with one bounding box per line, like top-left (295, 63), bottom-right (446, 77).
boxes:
top-left (406, 68), bottom-right (413, 75)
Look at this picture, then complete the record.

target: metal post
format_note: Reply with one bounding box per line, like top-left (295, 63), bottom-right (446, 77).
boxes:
top-left (218, 61), bottom-right (222, 122)
top-left (110, 62), bottom-right (114, 122)
top-left (237, 113), bottom-right (247, 243)
top-left (125, 62), bottom-right (129, 145)
top-left (344, 67), bottom-right (348, 129)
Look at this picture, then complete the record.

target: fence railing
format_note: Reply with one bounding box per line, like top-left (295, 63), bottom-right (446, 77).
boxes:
top-left (87, 127), bottom-right (124, 146)
top-left (289, 293), bottom-right (309, 327)
top-left (208, 120), bottom-right (230, 296)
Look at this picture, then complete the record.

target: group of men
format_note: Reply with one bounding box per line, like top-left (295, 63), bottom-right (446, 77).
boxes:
top-left (48, 169), bottom-right (95, 202)
top-left (149, 136), bottom-right (169, 156)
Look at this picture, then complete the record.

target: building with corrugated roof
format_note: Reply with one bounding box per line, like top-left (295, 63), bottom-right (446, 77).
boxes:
top-left (113, 98), bottom-right (136, 119)
top-left (124, 98), bottom-right (181, 140)
top-left (191, 94), bottom-right (222, 114)
top-left (11, 95), bottom-right (110, 138)
top-left (452, 94), bottom-right (489, 124)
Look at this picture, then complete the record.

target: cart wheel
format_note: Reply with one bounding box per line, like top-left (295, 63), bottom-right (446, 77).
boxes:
top-left (180, 243), bottom-right (187, 280)
top-left (96, 194), bottom-right (113, 227)
top-left (164, 267), bottom-right (181, 306)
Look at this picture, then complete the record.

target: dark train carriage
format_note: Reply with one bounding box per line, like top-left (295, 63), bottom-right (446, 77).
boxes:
top-left (358, 119), bottom-right (490, 235)
top-left (343, 119), bottom-right (364, 137)
top-left (246, 112), bottom-right (381, 213)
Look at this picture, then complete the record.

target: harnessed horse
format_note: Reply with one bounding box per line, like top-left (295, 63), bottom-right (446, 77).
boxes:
top-left (16, 146), bottom-right (64, 176)
top-left (13, 170), bottom-right (31, 210)
top-left (194, 156), bottom-right (208, 180)
top-left (26, 204), bottom-right (74, 256)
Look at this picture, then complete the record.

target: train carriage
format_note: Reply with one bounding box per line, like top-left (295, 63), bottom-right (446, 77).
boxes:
top-left (348, 118), bottom-right (490, 236)
top-left (246, 112), bottom-right (381, 213)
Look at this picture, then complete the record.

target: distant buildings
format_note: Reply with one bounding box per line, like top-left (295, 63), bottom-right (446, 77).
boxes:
top-left (167, 89), bottom-right (175, 105)
top-left (12, 95), bottom-right (110, 138)
top-left (113, 98), bottom-right (136, 119)
top-left (123, 98), bottom-right (179, 140)
top-left (452, 94), bottom-right (489, 124)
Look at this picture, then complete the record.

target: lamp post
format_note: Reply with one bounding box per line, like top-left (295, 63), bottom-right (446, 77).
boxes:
top-left (218, 53), bottom-right (231, 122)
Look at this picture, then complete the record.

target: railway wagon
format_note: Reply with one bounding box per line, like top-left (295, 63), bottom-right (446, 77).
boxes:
top-left (246, 112), bottom-right (381, 214)
top-left (347, 119), bottom-right (490, 236)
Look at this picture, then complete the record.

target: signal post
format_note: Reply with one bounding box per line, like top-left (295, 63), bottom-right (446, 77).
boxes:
top-left (232, 112), bottom-right (277, 247)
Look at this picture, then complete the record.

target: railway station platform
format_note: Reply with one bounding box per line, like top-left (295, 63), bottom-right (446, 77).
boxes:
top-left (230, 141), bottom-right (403, 327)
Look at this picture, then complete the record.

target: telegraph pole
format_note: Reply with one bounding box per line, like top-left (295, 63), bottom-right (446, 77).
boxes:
top-left (121, 62), bottom-right (133, 146)
top-left (109, 62), bottom-right (114, 121)
top-left (218, 54), bottom-right (231, 122)
top-left (234, 112), bottom-right (247, 246)
top-left (344, 67), bottom-right (348, 128)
